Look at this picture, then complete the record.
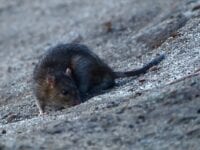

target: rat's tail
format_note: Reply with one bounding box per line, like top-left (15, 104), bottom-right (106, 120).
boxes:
top-left (114, 54), bottom-right (165, 78)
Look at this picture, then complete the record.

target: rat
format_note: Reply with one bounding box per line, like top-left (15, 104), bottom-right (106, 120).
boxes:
top-left (33, 43), bottom-right (165, 115)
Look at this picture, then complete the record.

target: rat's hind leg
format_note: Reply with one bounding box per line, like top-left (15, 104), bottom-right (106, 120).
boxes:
top-left (99, 76), bottom-right (115, 90)
top-left (91, 74), bottom-right (115, 93)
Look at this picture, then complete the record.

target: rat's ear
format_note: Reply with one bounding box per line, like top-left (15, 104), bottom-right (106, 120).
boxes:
top-left (46, 75), bottom-right (55, 88)
top-left (65, 68), bottom-right (72, 77)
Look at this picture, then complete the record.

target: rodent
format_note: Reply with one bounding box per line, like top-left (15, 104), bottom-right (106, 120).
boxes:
top-left (33, 43), bottom-right (165, 115)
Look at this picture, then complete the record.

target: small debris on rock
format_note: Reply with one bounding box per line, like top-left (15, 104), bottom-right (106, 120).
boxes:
top-left (1, 130), bottom-right (6, 134)
top-left (102, 21), bottom-right (113, 33)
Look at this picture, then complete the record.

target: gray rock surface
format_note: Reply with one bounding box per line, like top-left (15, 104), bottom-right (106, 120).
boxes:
top-left (0, 0), bottom-right (200, 149)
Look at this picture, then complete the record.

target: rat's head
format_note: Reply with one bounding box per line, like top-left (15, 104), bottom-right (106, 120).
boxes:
top-left (46, 68), bottom-right (81, 108)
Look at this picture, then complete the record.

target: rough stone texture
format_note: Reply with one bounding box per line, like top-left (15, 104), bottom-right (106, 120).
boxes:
top-left (0, 0), bottom-right (200, 149)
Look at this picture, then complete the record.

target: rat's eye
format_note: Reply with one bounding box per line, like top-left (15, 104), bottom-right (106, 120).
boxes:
top-left (62, 89), bottom-right (69, 96)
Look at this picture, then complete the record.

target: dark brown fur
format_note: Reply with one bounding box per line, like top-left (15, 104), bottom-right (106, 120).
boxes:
top-left (33, 43), bottom-right (165, 114)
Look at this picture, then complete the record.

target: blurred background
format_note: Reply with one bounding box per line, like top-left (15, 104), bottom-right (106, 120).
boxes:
top-left (0, 0), bottom-right (200, 149)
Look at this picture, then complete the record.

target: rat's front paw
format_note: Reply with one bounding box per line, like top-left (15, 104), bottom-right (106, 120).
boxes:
top-left (38, 111), bottom-right (47, 116)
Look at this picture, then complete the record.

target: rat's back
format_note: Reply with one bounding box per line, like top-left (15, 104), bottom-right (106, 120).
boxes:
top-left (33, 43), bottom-right (108, 82)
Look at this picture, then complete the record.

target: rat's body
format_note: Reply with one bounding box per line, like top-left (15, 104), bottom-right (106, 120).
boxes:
top-left (33, 43), bottom-right (165, 114)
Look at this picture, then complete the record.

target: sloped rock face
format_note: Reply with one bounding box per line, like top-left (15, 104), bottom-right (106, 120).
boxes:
top-left (0, 0), bottom-right (200, 149)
